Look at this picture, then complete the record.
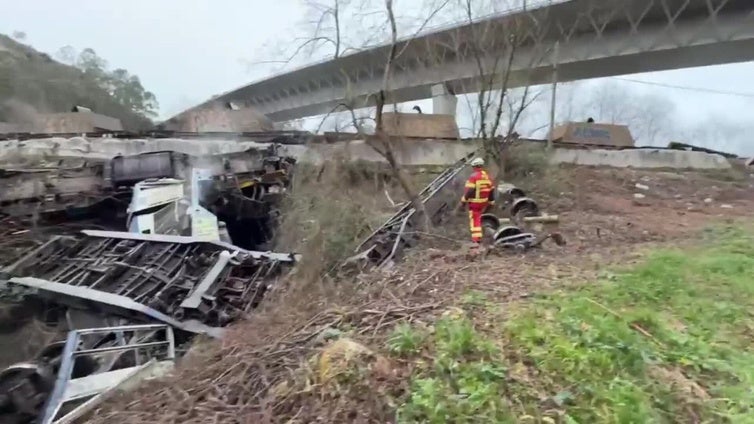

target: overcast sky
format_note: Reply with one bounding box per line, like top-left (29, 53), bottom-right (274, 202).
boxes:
top-left (2, 0), bottom-right (753, 155)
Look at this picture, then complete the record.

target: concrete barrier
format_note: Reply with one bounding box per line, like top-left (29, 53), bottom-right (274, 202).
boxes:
top-left (550, 148), bottom-right (732, 170)
top-left (282, 139), bottom-right (479, 166)
top-left (0, 137), bottom-right (267, 163)
top-left (0, 136), bottom-right (733, 170)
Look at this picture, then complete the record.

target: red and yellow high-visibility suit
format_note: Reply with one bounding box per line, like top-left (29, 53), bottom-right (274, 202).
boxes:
top-left (461, 168), bottom-right (495, 243)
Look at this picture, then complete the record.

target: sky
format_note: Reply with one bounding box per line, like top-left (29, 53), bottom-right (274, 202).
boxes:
top-left (2, 0), bottom-right (753, 155)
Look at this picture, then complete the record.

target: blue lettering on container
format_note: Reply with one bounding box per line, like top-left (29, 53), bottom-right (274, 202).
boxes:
top-left (573, 126), bottom-right (611, 140)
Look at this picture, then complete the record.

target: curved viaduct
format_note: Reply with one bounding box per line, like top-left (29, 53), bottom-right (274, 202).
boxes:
top-left (165, 0), bottom-right (754, 124)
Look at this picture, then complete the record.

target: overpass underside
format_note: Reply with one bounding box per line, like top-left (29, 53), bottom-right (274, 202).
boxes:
top-left (168, 0), bottom-right (754, 123)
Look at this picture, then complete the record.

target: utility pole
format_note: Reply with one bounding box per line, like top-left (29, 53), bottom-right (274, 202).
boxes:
top-left (547, 41), bottom-right (560, 150)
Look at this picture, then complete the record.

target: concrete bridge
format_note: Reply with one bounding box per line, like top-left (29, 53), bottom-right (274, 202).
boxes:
top-left (166, 0), bottom-right (754, 124)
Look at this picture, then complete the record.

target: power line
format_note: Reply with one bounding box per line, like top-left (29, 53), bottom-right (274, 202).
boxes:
top-left (611, 77), bottom-right (754, 99)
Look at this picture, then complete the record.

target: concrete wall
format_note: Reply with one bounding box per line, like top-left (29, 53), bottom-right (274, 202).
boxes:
top-left (0, 113), bottom-right (124, 134)
top-left (160, 103), bottom-right (274, 132)
top-left (0, 136), bottom-right (733, 171)
top-left (0, 137), bottom-right (270, 163)
top-left (284, 139), bottom-right (478, 166)
top-left (381, 113), bottom-right (460, 139)
top-left (35, 112), bottom-right (124, 132)
top-left (551, 148), bottom-right (731, 170)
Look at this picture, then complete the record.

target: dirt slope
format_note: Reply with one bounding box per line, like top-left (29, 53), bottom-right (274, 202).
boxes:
top-left (85, 165), bottom-right (754, 423)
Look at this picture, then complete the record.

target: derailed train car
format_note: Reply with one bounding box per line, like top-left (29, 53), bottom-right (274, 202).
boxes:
top-left (0, 136), bottom-right (300, 423)
top-left (0, 230), bottom-right (299, 423)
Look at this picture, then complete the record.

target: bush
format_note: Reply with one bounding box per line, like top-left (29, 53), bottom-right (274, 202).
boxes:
top-left (274, 159), bottom-right (393, 280)
top-left (502, 142), bottom-right (550, 181)
top-left (500, 142), bottom-right (570, 198)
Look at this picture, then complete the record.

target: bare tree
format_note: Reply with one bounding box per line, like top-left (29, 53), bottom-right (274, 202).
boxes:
top-left (330, 0), bottom-right (452, 229)
top-left (444, 0), bottom-right (554, 175)
top-left (284, 0), bottom-right (348, 61)
top-left (253, 0), bottom-right (392, 69)
top-left (276, 0), bottom-right (557, 220)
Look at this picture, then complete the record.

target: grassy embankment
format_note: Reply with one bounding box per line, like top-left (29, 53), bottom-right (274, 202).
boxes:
top-left (391, 226), bottom-right (754, 423)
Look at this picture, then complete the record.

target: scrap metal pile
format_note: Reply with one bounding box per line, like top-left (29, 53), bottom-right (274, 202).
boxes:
top-left (0, 144), bottom-right (295, 248)
top-left (0, 231), bottom-right (296, 423)
top-left (2, 231), bottom-right (297, 333)
top-left (480, 185), bottom-right (565, 250)
top-left (346, 153), bottom-right (565, 270)
top-left (0, 135), bottom-right (300, 423)
top-left (346, 152), bottom-right (475, 270)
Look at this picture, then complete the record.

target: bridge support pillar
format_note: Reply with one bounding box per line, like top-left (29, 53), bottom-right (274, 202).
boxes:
top-left (431, 84), bottom-right (457, 116)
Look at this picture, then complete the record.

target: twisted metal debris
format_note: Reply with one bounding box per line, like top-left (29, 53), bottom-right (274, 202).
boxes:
top-left (0, 136), bottom-right (301, 424)
top-left (346, 152), bottom-right (476, 269)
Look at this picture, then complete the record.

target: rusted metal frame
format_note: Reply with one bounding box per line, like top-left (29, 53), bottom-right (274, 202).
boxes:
top-left (241, 261), bottom-right (277, 313)
top-left (0, 236), bottom-right (67, 276)
top-left (119, 243), bottom-right (179, 297)
top-left (180, 250), bottom-right (233, 309)
top-left (81, 230), bottom-right (299, 262)
top-left (40, 323), bottom-right (174, 424)
top-left (39, 330), bottom-right (80, 424)
top-left (6, 277), bottom-right (224, 337)
top-left (89, 242), bottom-right (148, 289)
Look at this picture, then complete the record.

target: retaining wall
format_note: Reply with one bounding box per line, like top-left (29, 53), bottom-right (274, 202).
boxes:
top-left (550, 148), bottom-right (731, 170)
top-left (0, 137), bottom-right (733, 170)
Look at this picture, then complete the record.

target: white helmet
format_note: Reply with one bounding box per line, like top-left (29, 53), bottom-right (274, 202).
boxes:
top-left (470, 157), bottom-right (484, 167)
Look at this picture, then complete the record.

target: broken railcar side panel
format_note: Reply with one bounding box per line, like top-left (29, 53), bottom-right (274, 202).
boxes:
top-left (109, 151), bottom-right (176, 186)
top-left (0, 161), bottom-right (105, 204)
top-left (0, 236), bottom-right (77, 279)
top-left (1, 231), bottom-right (297, 335)
top-left (79, 230), bottom-right (298, 262)
top-left (0, 157), bottom-right (120, 220)
top-left (1, 142), bottom-right (293, 216)
top-left (109, 147), bottom-right (287, 187)
top-left (4, 278), bottom-right (220, 335)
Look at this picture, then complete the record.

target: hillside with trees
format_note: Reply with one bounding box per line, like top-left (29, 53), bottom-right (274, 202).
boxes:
top-left (0, 33), bottom-right (157, 131)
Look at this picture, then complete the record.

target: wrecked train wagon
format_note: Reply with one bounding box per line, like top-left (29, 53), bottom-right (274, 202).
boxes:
top-left (0, 158), bottom-right (118, 218)
top-left (0, 134), bottom-right (296, 217)
top-left (0, 144), bottom-right (299, 424)
top-left (0, 229), bottom-right (299, 423)
top-left (0, 141), bottom-right (296, 255)
top-left (0, 231), bottom-right (299, 423)
top-left (1, 230), bottom-right (298, 337)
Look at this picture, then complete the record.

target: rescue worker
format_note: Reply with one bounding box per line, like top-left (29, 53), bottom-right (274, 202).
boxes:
top-left (460, 157), bottom-right (495, 245)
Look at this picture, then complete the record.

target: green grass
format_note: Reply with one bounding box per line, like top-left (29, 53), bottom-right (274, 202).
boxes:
top-left (388, 323), bottom-right (427, 356)
top-left (394, 226), bottom-right (754, 423)
top-left (398, 315), bottom-right (513, 424)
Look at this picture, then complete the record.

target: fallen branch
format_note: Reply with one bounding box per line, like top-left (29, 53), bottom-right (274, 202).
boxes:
top-left (585, 297), bottom-right (666, 348)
